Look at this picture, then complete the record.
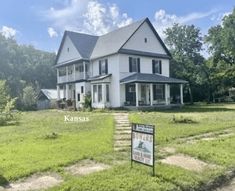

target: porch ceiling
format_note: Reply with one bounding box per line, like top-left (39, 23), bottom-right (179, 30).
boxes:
top-left (120, 73), bottom-right (188, 84)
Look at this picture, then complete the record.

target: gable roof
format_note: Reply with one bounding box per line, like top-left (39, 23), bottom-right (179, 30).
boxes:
top-left (120, 73), bottom-right (188, 84)
top-left (39, 89), bottom-right (58, 100)
top-left (55, 18), bottom-right (171, 66)
top-left (90, 18), bottom-right (146, 59)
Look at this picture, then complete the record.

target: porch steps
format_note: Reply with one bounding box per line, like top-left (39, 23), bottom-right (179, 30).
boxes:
top-left (113, 113), bottom-right (131, 152)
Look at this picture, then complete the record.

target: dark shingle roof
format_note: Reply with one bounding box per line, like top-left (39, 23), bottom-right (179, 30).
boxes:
top-left (56, 17), bottom-right (171, 66)
top-left (120, 73), bottom-right (188, 84)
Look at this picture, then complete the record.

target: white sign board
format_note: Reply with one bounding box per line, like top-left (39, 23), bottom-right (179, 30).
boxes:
top-left (131, 124), bottom-right (155, 167)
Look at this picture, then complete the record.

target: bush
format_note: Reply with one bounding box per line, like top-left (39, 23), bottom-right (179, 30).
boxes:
top-left (171, 115), bottom-right (198, 124)
top-left (82, 93), bottom-right (92, 110)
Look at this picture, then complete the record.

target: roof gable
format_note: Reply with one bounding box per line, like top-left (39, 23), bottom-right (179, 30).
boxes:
top-left (90, 18), bottom-right (146, 59)
top-left (56, 34), bottom-right (82, 64)
top-left (120, 18), bottom-right (171, 57)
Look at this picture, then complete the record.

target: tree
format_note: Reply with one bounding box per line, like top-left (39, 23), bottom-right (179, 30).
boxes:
top-left (0, 33), bottom-right (56, 110)
top-left (22, 86), bottom-right (37, 110)
top-left (205, 9), bottom-right (235, 98)
top-left (164, 24), bottom-right (204, 103)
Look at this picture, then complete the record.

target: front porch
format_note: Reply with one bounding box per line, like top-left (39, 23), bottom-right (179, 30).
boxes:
top-left (120, 73), bottom-right (187, 107)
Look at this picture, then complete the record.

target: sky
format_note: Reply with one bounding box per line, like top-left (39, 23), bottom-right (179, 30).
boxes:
top-left (0, 0), bottom-right (234, 53)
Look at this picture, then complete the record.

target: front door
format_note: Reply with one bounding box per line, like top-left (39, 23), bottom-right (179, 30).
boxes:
top-left (125, 84), bottom-right (136, 105)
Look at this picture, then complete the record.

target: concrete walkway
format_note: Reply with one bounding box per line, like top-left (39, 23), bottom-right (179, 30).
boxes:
top-left (113, 113), bottom-right (131, 152)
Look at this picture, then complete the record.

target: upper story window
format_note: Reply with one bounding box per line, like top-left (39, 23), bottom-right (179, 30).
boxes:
top-left (67, 47), bottom-right (69, 52)
top-left (144, 38), bottom-right (147, 43)
top-left (76, 64), bottom-right (84, 73)
top-left (58, 67), bottom-right (66, 76)
top-left (99, 59), bottom-right (108, 75)
top-left (68, 66), bottom-right (73, 75)
top-left (75, 64), bottom-right (88, 73)
top-left (129, 57), bottom-right (140, 73)
top-left (152, 59), bottom-right (162, 74)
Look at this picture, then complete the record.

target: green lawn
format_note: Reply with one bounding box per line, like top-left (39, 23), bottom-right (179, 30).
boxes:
top-left (1, 104), bottom-right (235, 190)
top-left (0, 110), bottom-right (114, 181)
top-left (129, 104), bottom-right (235, 145)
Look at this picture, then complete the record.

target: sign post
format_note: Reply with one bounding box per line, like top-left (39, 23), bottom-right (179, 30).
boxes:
top-left (131, 123), bottom-right (155, 176)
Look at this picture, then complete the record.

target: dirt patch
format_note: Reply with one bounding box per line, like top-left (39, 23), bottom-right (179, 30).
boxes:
top-left (160, 154), bottom-right (215, 172)
top-left (65, 160), bottom-right (110, 176)
top-left (159, 147), bottom-right (176, 154)
top-left (216, 177), bottom-right (235, 191)
top-left (3, 173), bottom-right (62, 191)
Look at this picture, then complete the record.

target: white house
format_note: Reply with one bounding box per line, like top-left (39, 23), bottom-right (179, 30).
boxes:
top-left (55, 18), bottom-right (187, 109)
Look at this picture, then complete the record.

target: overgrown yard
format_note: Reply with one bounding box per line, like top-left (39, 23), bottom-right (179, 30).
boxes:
top-left (1, 104), bottom-right (235, 190)
top-left (0, 111), bottom-right (114, 183)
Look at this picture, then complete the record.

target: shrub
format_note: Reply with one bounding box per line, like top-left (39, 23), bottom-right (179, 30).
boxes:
top-left (171, 115), bottom-right (198, 124)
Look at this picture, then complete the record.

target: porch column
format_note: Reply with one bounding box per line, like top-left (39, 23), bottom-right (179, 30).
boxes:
top-left (65, 84), bottom-right (69, 100)
top-left (57, 85), bottom-right (60, 100)
top-left (165, 84), bottom-right (169, 105)
top-left (73, 64), bottom-right (76, 81)
top-left (180, 84), bottom-right (184, 104)
top-left (91, 84), bottom-right (94, 105)
top-left (83, 61), bottom-right (86, 79)
top-left (150, 84), bottom-right (153, 106)
top-left (135, 83), bottom-right (139, 107)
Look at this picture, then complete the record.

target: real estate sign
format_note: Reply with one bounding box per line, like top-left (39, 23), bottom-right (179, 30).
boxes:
top-left (131, 123), bottom-right (155, 175)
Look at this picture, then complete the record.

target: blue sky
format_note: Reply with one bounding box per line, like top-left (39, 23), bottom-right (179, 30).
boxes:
top-left (0, 0), bottom-right (233, 53)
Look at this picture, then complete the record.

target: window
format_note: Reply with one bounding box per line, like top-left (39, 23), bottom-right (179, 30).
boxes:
top-left (129, 57), bottom-right (140, 73)
top-left (81, 86), bottom-right (84, 93)
top-left (76, 64), bottom-right (84, 72)
top-left (99, 59), bottom-right (108, 75)
top-left (58, 67), bottom-right (66, 76)
top-left (152, 60), bottom-right (162, 74)
top-left (153, 84), bottom-right (165, 100)
top-left (129, 85), bottom-right (135, 92)
top-left (67, 47), bottom-right (69, 52)
top-left (77, 93), bottom-right (80, 101)
top-left (93, 85), bottom-right (97, 103)
top-left (98, 85), bottom-right (102, 102)
top-left (144, 38), bottom-right (147, 43)
top-left (68, 66), bottom-right (73, 75)
top-left (106, 84), bottom-right (109, 102)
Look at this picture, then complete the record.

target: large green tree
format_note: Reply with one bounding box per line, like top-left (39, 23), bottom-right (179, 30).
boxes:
top-left (164, 24), bottom-right (204, 103)
top-left (205, 8), bottom-right (235, 99)
top-left (0, 34), bottom-right (56, 110)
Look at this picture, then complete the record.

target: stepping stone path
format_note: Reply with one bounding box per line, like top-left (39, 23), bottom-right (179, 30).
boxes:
top-left (65, 160), bottom-right (110, 176)
top-left (113, 113), bottom-right (131, 152)
top-left (160, 154), bottom-right (216, 172)
top-left (1, 174), bottom-right (62, 191)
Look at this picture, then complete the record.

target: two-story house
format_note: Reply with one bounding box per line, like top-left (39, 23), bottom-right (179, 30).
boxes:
top-left (55, 18), bottom-right (187, 109)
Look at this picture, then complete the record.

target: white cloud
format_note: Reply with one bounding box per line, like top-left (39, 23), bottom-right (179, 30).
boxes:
top-left (210, 11), bottom-right (232, 24)
top-left (48, 27), bottom-right (58, 38)
top-left (153, 9), bottom-right (216, 38)
top-left (44, 0), bottom-right (133, 35)
top-left (0, 26), bottom-right (17, 39)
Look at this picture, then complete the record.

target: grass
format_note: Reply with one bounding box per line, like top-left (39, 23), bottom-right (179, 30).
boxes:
top-left (1, 104), bottom-right (235, 190)
top-left (0, 110), bottom-right (114, 181)
top-left (129, 104), bottom-right (235, 145)
top-left (177, 135), bottom-right (235, 167)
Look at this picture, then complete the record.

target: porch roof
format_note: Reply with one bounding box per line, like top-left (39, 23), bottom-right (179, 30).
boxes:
top-left (120, 73), bottom-right (188, 84)
top-left (87, 74), bottom-right (112, 82)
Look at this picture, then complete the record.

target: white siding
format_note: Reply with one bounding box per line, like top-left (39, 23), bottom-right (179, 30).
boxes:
top-left (122, 22), bottom-right (166, 55)
top-left (119, 54), bottom-right (170, 78)
top-left (75, 82), bottom-right (91, 109)
top-left (57, 36), bottom-right (81, 64)
top-left (91, 54), bottom-right (120, 107)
